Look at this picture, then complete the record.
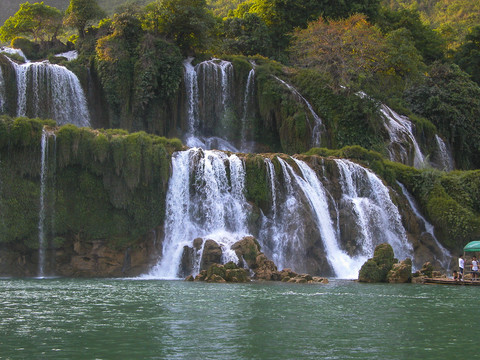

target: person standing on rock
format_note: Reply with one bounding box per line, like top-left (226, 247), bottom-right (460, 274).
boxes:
top-left (471, 256), bottom-right (478, 281)
top-left (459, 255), bottom-right (464, 281)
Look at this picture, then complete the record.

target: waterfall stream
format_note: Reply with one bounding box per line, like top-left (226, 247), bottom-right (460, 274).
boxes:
top-left (146, 148), bottom-right (251, 279)
top-left (397, 182), bottom-right (451, 269)
top-left (37, 129), bottom-right (48, 278)
top-left (11, 60), bottom-right (90, 127)
top-left (240, 67), bottom-right (255, 152)
top-left (434, 135), bottom-right (454, 171)
top-left (273, 76), bottom-right (323, 147)
top-left (381, 105), bottom-right (426, 169)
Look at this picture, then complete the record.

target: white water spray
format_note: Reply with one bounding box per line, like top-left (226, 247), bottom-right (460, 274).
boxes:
top-left (146, 148), bottom-right (251, 279)
top-left (11, 60), bottom-right (90, 127)
top-left (381, 105), bottom-right (425, 168)
top-left (335, 159), bottom-right (413, 265)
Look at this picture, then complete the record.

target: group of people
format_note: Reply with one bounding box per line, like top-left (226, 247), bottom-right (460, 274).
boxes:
top-left (453, 255), bottom-right (479, 281)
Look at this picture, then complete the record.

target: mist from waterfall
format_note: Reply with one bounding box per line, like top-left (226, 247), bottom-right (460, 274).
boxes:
top-left (11, 60), bottom-right (90, 127)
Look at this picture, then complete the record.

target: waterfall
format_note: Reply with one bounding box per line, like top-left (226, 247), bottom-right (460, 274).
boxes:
top-left (380, 104), bottom-right (426, 168)
top-left (1, 46), bottom-right (28, 62)
top-left (273, 76), bottom-right (323, 147)
top-left (146, 148), bottom-right (251, 279)
top-left (397, 182), bottom-right (451, 269)
top-left (11, 60), bottom-right (90, 127)
top-left (434, 135), bottom-right (454, 171)
top-left (183, 58), bottom-right (239, 152)
top-left (240, 67), bottom-right (255, 152)
top-left (37, 129), bottom-right (49, 278)
top-left (0, 65), bottom-right (5, 113)
top-left (335, 159), bottom-right (413, 263)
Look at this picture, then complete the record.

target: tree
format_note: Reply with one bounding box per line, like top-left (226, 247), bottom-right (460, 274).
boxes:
top-left (142, 0), bottom-right (216, 54)
top-left (376, 8), bottom-right (445, 63)
top-left (289, 14), bottom-right (387, 89)
top-left (0, 2), bottom-right (63, 43)
top-left (405, 63), bottom-right (480, 169)
top-left (64, 0), bottom-right (106, 38)
top-left (454, 26), bottom-right (480, 85)
top-left (221, 13), bottom-right (273, 56)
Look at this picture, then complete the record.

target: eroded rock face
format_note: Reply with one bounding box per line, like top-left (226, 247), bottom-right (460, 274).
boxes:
top-left (0, 227), bottom-right (164, 277)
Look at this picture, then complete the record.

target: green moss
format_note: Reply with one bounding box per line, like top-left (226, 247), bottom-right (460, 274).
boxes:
top-left (244, 154), bottom-right (271, 212)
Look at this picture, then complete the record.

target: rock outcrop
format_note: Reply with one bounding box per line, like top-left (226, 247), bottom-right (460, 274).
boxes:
top-left (359, 243), bottom-right (412, 283)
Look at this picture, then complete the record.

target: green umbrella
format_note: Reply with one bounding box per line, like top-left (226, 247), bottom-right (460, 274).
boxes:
top-left (464, 241), bottom-right (480, 252)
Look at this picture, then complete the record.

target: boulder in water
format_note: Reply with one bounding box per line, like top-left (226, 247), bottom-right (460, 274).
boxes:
top-left (358, 243), bottom-right (403, 283)
top-left (200, 239), bottom-right (222, 270)
top-left (387, 258), bottom-right (412, 283)
top-left (191, 262), bottom-right (250, 283)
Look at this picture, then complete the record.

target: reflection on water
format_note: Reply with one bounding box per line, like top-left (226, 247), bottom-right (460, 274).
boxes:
top-left (0, 279), bottom-right (477, 359)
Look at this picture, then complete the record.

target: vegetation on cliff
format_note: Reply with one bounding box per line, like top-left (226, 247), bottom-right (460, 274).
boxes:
top-left (0, 115), bottom-right (181, 250)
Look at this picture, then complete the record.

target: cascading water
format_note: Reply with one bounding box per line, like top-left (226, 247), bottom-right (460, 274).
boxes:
top-left (240, 66), bottom-right (255, 152)
top-left (381, 104), bottom-right (426, 168)
top-left (146, 148), bottom-right (251, 279)
top-left (1, 47), bottom-right (28, 62)
top-left (273, 76), bottom-right (323, 147)
top-left (433, 135), bottom-right (454, 171)
top-left (335, 159), bottom-right (413, 264)
top-left (183, 58), bottom-right (239, 152)
top-left (37, 129), bottom-right (49, 278)
top-left (11, 60), bottom-right (90, 127)
top-left (0, 65), bottom-right (5, 113)
top-left (397, 182), bottom-right (451, 269)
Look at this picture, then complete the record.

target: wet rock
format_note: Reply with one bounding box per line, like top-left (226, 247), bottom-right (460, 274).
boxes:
top-left (200, 240), bottom-right (222, 271)
top-left (387, 258), bottom-right (412, 283)
top-left (358, 243), bottom-right (397, 283)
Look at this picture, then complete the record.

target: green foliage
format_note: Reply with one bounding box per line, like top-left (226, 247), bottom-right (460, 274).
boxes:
top-left (133, 34), bottom-right (182, 116)
top-left (64, 0), bottom-right (106, 38)
top-left (244, 154), bottom-right (271, 212)
top-left (405, 62), bottom-right (480, 169)
top-left (0, 2), bottom-right (64, 43)
top-left (454, 26), bottom-right (480, 85)
top-left (0, 116), bottom-right (180, 248)
top-left (220, 13), bottom-right (273, 56)
top-left (358, 243), bottom-right (396, 282)
top-left (142, 0), bottom-right (216, 54)
top-left (376, 8), bottom-right (445, 63)
top-left (10, 36), bottom-right (40, 60)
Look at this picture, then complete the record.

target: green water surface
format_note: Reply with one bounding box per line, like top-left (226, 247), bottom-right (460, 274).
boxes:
top-left (0, 279), bottom-right (477, 359)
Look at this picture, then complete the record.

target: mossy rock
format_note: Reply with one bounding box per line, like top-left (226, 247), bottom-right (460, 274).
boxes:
top-left (358, 259), bottom-right (384, 283)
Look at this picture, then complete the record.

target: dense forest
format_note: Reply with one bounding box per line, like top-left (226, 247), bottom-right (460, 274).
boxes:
top-left (0, 0), bottom-right (479, 276)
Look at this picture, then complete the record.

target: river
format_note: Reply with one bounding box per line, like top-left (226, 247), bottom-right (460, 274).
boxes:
top-left (0, 278), bottom-right (477, 359)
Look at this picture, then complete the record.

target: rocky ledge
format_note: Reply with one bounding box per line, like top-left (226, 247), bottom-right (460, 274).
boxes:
top-left (183, 236), bottom-right (328, 284)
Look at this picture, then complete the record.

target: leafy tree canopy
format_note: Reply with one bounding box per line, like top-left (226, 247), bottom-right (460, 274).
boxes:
top-left (0, 1), bottom-right (63, 43)
top-left (405, 63), bottom-right (480, 169)
top-left (64, 0), bottom-right (106, 38)
top-left (454, 25), bottom-right (480, 85)
top-left (141, 0), bottom-right (216, 54)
